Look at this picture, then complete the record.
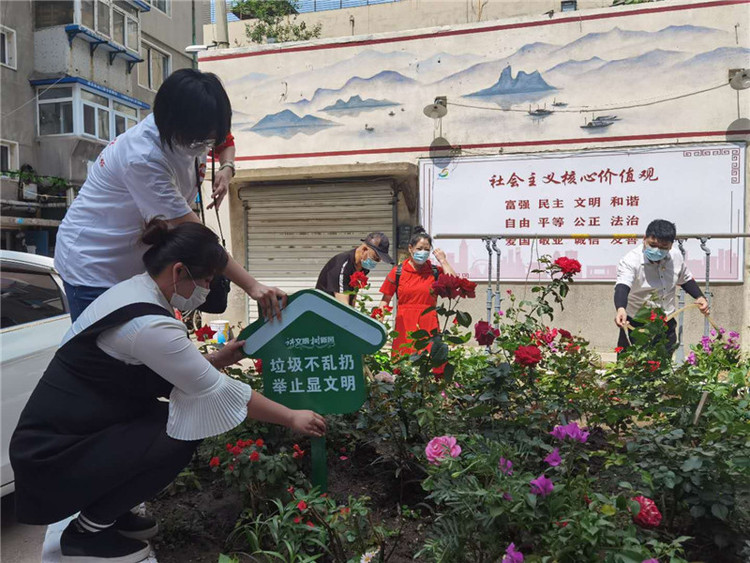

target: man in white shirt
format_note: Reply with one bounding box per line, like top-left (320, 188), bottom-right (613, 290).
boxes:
top-left (55, 69), bottom-right (284, 322)
top-left (614, 219), bottom-right (709, 352)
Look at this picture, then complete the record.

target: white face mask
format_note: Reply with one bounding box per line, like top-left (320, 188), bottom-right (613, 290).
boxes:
top-left (169, 267), bottom-right (211, 311)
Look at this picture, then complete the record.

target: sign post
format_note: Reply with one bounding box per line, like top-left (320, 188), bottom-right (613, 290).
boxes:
top-left (238, 289), bottom-right (387, 491)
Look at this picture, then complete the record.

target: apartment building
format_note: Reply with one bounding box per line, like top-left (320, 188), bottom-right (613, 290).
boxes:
top-left (1, 0), bottom-right (208, 255)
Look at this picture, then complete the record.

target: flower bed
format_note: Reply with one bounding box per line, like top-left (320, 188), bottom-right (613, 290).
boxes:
top-left (151, 256), bottom-right (749, 563)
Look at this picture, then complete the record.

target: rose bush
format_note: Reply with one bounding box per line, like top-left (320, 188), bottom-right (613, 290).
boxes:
top-left (172, 253), bottom-right (747, 563)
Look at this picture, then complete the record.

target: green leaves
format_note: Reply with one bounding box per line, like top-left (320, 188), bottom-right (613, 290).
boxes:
top-left (711, 503), bottom-right (729, 520)
top-left (680, 457), bottom-right (703, 472)
top-left (455, 310), bottom-right (472, 327)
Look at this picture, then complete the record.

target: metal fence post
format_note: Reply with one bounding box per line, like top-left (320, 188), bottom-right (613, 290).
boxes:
top-left (699, 237), bottom-right (712, 338)
top-left (491, 238), bottom-right (502, 326)
top-left (675, 239), bottom-right (686, 363)
top-left (484, 237), bottom-right (493, 323)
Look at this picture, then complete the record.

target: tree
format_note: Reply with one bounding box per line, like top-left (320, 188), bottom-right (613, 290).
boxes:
top-left (232, 0), bottom-right (322, 44)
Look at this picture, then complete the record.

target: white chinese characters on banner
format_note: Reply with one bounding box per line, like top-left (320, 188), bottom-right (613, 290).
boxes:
top-left (269, 354), bottom-right (357, 395)
top-left (420, 144), bottom-right (745, 282)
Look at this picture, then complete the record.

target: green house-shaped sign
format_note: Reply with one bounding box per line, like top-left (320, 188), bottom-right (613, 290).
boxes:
top-left (238, 289), bottom-right (387, 415)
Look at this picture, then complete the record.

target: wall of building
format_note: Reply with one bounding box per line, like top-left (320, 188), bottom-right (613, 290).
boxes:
top-left (204, 0), bottom-right (611, 47)
top-left (1, 0), bottom-right (38, 170)
top-left (200, 0), bottom-right (750, 355)
top-left (136, 0), bottom-right (208, 110)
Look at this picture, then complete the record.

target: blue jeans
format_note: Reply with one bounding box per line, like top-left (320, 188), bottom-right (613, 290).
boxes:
top-left (63, 281), bottom-right (109, 322)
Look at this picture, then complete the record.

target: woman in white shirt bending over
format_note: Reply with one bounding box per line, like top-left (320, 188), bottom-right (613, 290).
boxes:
top-left (54, 68), bottom-right (285, 322)
top-left (10, 218), bottom-right (326, 563)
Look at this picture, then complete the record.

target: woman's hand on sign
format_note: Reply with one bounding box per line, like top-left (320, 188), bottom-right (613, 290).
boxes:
top-left (290, 410), bottom-right (327, 437)
top-left (207, 167), bottom-right (231, 210)
top-left (251, 282), bottom-right (287, 322)
top-left (209, 339), bottom-right (246, 369)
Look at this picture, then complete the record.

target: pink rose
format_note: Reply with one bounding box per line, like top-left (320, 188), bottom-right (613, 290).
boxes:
top-left (425, 436), bottom-right (461, 465)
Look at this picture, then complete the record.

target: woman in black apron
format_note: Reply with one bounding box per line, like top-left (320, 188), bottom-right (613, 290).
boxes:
top-left (10, 218), bottom-right (326, 563)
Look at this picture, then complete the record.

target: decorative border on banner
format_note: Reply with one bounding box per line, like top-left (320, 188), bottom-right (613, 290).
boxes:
top-left (683, 147), bottom-right (742, 184)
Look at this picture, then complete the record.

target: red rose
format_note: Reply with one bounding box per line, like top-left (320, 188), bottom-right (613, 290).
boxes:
top-left (230, 446), bottom-right (242, 456)
top-left (474, 321), bottom-right (500, 346)
top-left (370, 307), bottom-right (384, 319)
top-left (306, 521), bottom-right (315, 528)
top-left (293, 516), bottom-right (301, 524)
top-left (614, 346), bottom-right (624, 353)
top-left (392, 368), bottom-right (401, 375)
top-left (297, 500), bottom-right (308, 511)
top-left (532, 327), bottom-right (558, 346)
top-left (554, 257), bottom-right (582, 276)
top-left (195, 325), bottom-right (216, 342)
top-left (252, 359), bottom-right (263, 374)
top-left (457, 277), bottom-right (477, 299)
top-left (255, 438), bottom-right (264, 447)
top-left (558, 328), bottom-right (573, 340)
top-left (349, 271), bottom-right (369, 290)
top-left (632, 496), bottom-right (662, 528)
top-left (647, 360), bottom-right (661, 372)
top-left (249, 451), bottom-right (260, 462)
top-left (432, 274), bottom-right (461, 299)
top-left (649, 311), bottom-right (658, 322)
top-left (514, 345), bottom-right (542, 366)
top-left (209, 456), bottom-right (220, 468)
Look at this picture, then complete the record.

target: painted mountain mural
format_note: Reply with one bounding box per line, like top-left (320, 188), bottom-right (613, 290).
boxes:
top-left (289, 71), bottom-right (418, 110)
top-left (247, 110), bottom-right (338, 139)
top-left (465, 66), bottom-right (556, 97)
top-left (322, 95), bottom-right (399, 111)
top-left (220, 18), bottom-right (749, 145)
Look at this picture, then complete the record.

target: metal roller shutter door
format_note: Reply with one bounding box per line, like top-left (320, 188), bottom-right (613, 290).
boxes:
top-left (240, 182), bottom-right (395, 322)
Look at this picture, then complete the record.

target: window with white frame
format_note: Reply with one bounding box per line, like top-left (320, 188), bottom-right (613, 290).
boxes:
top-left (88, 0), bottom-right (138, 52)
top-left (81, 89), bottom-right (111, 141)
top-left (138, 42), bottom-right (170, 91)
top-left (96, 0), bottom-right (110, 36)
top-left (0, 140), bottom-right (19, 176)
top-left (0, 26), bottom-right (17, 70)
top-left (38, 87), bottom-right (74, 136)
top-left (113, 101), bottom-right (138, 135)
top-left (110, 1), bottom-right (139, 50)
top-left (150, 0), bottom-right (170, 17)
top-left (81, 0), bottom-right (95, 28)
top-left (37, 85), bottom-right (140, 141)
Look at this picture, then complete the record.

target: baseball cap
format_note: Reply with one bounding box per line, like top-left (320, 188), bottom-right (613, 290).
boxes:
top-left (362, 232), bottom-right (395, 264)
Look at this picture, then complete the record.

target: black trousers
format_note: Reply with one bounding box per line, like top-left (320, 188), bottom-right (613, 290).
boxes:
top-left (12, 402), bottom-right (200, 524)
top-left (82, 404), bottom-right (201, 523)
top-left (618, 317), bottom-right (677, 354)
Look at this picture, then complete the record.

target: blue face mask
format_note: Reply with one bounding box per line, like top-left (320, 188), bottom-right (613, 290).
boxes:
top-left (644, 246), bottom-right (669, 262)
top-left (412, 250), bottom-right (430, 264)
top-left (362, 257), bottom-right (377, 270)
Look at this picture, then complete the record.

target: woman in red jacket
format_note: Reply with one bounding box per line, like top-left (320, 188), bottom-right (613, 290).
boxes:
top-left (378, 227), bottom-right (456, 358)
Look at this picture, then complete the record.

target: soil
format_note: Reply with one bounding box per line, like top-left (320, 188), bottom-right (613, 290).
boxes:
top-left (150, 444), bottom-right (428, 563)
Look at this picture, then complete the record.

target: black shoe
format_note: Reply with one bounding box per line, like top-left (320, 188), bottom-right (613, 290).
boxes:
top-left (60, 522), bottom-right (150, 563)
top-left (115, 511), bottom-right (159, 540)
